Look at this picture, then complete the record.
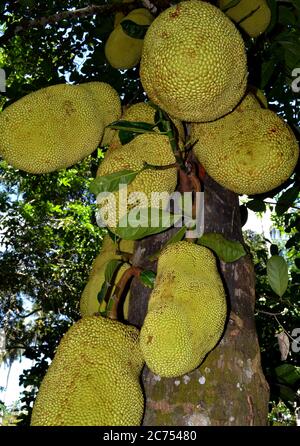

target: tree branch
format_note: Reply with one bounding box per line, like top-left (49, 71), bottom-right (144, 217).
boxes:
top-left (0, 2), bottom-right (137, 45)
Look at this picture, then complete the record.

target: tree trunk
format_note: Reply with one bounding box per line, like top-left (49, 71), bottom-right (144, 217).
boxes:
top-left (128, 172), bottom-right (270, 426)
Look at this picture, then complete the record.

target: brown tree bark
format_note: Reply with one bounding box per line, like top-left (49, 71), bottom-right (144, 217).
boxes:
top-left (128, 172), bottom-right (270, 426)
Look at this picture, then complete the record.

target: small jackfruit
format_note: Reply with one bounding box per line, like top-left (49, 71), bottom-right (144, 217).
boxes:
top-left (191, 107), bottom-right (299, 195)
top-left (0, 84), bottom-right (103, 174)
top-left (109, 102), bottom-right (185, 151)
top-left (114, 0), bottom-right (135, 27)
top-left (80, 236), bottom-right (134, 318)
top-left (105, 8), bottom-right (154, 70)
top-left (219, 0), bottom-right (271, 38)
top-left (31, 316), bottom-right (144, 426)
top-left (96, 133), bottom-right (177, 232)
top-left (80, 82), bottom-right (121, 147)
top-left (140, 242), bottom-right (227, 377)
top-left (140, 0), bottom-right (247, 122)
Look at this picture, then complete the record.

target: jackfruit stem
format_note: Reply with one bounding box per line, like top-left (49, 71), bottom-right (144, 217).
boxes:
top-left (107, 266), bottom-right (142, 320)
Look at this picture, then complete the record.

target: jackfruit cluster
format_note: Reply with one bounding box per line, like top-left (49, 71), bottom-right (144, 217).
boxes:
top-left (80, 235), bottom-right (134, 318)
top-left (219, 0), bottom-right (271, 38)
top-left (0, 84), bottom-right (104, 174)
top-left (140, 0), bottom-right (247, 122)
top-left (31, 316), bottom-right (144, 426)
top-left (109, 102), bottom-right (185, 151)
top-left (96, 133), bottom-right (177, 232)
top-left (190, 93), bottom-right (299, 195)
top-left (140, 241), bottom-right (227, 377)
top-left (80, 82), bottom-right (122, 147)
top-left (105, 8), bottom-right (154, 70)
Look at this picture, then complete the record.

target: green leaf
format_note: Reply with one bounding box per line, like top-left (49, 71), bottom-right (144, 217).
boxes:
top-left (247, 199), bottom-right (266, 212)
top-left (275, 364), bottom-right (300, 386)
top-left (148, 225), bottom-right (187, 260)
top-left (139, 270), bottom-right (156, 289)
top-left (220, 0), bottom-right (241, 12)
top-left (275, 185), bottom-right (300, 216)
top-left (286, 233), bottom-right (300, 249)
top-left (120, 20), bottom-right (149, 39)
top-left (197, 233), bottom-right (246, 263)
top-left (240, 204), bottom-right (248, 227)
top-left (260, 58), bottom-right (277, 89)
top-left (113, 208), bottom-right (182, 240)
top-left (108, 120), bottom-right (156, 133)
top-left (119, 129), bottom-right (136, 145)
top-left (267, 255), bottom-right (289, 297)
top-left (97, 259), bottom-right (123, 305)
top-left (295, 258), bottom-right (300, 269)
top-left (89, 169), bottom-right (141, 195)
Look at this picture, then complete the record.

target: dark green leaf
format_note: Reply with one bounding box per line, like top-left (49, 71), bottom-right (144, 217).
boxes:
top-left (240, 204), bottom-right (248, 227)
top-left (275, 185), bottom-right (300, 216)
top-left (261, 58), bottom-right (277, 89)
top-left (120, 20), bottom-right (149, 39)
top-left (108, 120), bottom-right (156, 133)
top-left (89, 169), bottom-right (141, 195)
top-left (197, 233), bottom-right (246, 263)
top-left (286, 233), bottom-right (300, 249)
top-left (139, 270), bottom-right (156, 289)
top-left (275, 364), bottom-right (300, 386)
top-left (270, 244), bottom-right (279, 256)
top-left (113, 208), bottom-right (182, 240)
top-left (247, 199), bottom-right (266, 212)
top-left (267, 255), bottom-right (289, 297)
top-left (295, 258), bottom-right (300, 269)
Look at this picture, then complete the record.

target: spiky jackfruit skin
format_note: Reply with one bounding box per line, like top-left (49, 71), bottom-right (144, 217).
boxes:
top-left (80, 82), bottom-right (121, 147)
top-left (80, 236), bottom-right (134, 317)
top-left (140, 0), bottom-right (247, 122)
top-left (96, 133), bottom-right (177, 232)
top-left (219, 0), bottom-right (271, 38)
top-left (31, 316), bottom-right (144, 426)
top-left (140, 242), bottom-right (227, 377)
top-left (109, 102), bottom-right (185, 151)
top-left (191, 108), bottom-right (299, 195)
top-left (105, 8), bottom-right (154, 70)
top-left (0, 84), bottom-right (103, 174)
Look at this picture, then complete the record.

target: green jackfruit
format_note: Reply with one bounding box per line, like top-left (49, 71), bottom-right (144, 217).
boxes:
top-left (140, 242), bottom-right (227, 377)
top-left (31, 316), bottom-right (144, 426)
top-left (80, 236), bottom-right (134, 318)
top-left (191, 107), bottom-right (299, 195)
top-left (219, 0), bottom-right (271, 38)
top-left (105, 8), bottom-right (154, 70)
top-left (0, 84), bottom-right (103, 174)
top-left (80, 82), bottom-right (121, 147)
top-left (140, 0), bottom-right (247, 122)
top-left (96, 133), bottom-right (177, 232)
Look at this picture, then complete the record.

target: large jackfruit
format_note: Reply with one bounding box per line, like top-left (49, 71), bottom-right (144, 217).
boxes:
top-left (219, 0), bottom-right (271, 38)
top-left (191, 106), bottom-right (299, 195)
top-left (80, 236), bottom-right (134, 318)
top-left (96, 133), bottom-right (177, 232)
top-left (109, 102), bottom-right (185, 151)
top-left (31, 316), bottom-right (144, 426)
top-left (80, 82), bottom-right (121, 147)
top-left (140, 242), bottom-right (227, 377)
top-left (140, 0), bottom-right (247, 122)
top-left (0, 84), bottom-right (103, 174)
top-left (105, 8), bottom-right (154, 70)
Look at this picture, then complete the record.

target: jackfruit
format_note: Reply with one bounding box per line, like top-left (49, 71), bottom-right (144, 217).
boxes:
top-left (140, 0), bottom-right (247, 122)
top-left (0, 84), bottom-right (103, 174)
top-left (140, 242), bottom-right (227, 377)
top-left (191, 108), bottom-right (299, 195)
top-left (80, 82), bottom-right (121, 147)
top-left (105, 8), bottom-right (154, 70)
top-left (31, 316), bottom-right (144, 426)
top-left (219, 0), bottom-right (271, 38)
top-left (96, 133), bottom-right (177, 232)
top-left (114, 0), bottom-right (135, 27)
top-left (109, 102), bottom-right (185, 151)
top-left (80, 236), bottom-right (134, 318)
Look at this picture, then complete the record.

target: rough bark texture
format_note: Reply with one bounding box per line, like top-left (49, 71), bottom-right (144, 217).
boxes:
top-left (128, 173), bottom-right (270, 426)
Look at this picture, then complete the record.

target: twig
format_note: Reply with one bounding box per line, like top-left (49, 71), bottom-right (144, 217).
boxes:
top-left (17, 308), bottom-right (42, 319)
top-left (107, 266), bottom-right (142, 320)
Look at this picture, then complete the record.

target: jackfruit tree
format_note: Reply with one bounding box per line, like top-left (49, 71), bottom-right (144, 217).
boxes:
top-left (0, 0), bottom-right (300, 428)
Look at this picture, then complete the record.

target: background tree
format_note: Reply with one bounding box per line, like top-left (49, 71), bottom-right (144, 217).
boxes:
top-left (0, 0), bottom-right (299, 426)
